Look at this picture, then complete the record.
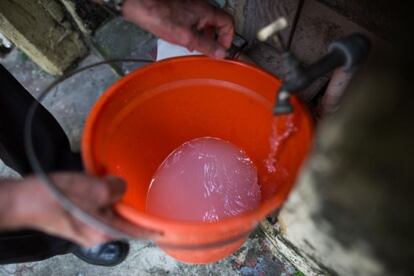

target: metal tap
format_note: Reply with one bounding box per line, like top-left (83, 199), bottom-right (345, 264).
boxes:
top-left (257, 20), bottom-right (371, 115)
top-left (274, 34), bottom-right (371, 114)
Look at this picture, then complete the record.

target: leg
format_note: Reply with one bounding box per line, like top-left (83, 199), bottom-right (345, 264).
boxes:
top-left (0, 230), bottom-right (75, 265)
top-left (0, 64), bottom-right (129, 266)
top-left (0, 65), bottom-right (82, 175)
top-left (0, 65), bottom-right (80, 264)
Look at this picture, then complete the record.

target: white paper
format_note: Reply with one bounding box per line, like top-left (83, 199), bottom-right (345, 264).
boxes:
top-left (156, 39), bottom-right (201, 61)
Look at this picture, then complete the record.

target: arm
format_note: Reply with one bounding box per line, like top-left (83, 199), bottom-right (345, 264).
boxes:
top-left (0, 174), bottom-right (127, 247)
top-left (96, 0), bottom-right (235, 58)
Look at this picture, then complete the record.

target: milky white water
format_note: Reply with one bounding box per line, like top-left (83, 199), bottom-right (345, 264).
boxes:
top-left (146, 137), bottom-right (261, 223)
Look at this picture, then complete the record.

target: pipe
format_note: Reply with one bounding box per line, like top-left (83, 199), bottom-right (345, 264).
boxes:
top-left (274, 33), bottom-right (371, 115)
top-left (319, 67), bottom-right (355, 114)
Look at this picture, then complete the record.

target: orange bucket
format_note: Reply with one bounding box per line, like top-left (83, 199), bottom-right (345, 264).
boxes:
top-left (82, 56), bottom-right (313, 263)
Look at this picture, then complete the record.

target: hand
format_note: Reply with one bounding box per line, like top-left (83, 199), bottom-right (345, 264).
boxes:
top-left (12, 173), bottom-right (134, 247)
top-left (122, 0), bottom-right (235, 58)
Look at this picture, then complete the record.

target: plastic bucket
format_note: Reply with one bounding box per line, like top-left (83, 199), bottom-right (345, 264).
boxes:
top-left (82, 57), bottom-right (313, 263)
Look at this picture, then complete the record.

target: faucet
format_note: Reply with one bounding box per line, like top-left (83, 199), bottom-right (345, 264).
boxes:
top-left (274, 33), bottom-right (371, 114)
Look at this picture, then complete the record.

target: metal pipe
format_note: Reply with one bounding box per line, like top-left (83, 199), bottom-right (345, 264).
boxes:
top-left (320, 67), bottom-right (355, 114)
top-left (274, 33), bottom-right (371, 115)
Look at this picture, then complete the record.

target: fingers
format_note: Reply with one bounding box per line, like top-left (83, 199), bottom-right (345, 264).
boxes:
top-left (211, 10), bottom-right (235, 49)
top-left (165, 5), bottom-right (234, 58)
top-left (197, 8), bottom-right (235, 50)
top-left (102, 176), bottom-right (127, 204)
top-left (33, 173), bottom-right (128, 247)
top-left (85, 175), bottom-right (126, 207)
top-left (50, 173), bottom-right (126, 208)
top-left (123, 0), bottom-right (234, 59)
top-left (164, 24), bottom-right (224, 59)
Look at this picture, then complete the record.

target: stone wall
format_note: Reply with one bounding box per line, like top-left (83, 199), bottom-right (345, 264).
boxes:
top-left (0, 0), bottom-right (87, 75)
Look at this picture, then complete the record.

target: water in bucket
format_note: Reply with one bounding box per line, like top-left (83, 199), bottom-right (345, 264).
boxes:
top-left (146, 137), bottom-right (261, 222)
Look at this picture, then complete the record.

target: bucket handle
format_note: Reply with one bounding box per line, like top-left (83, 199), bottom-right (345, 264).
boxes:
top-left (24, 58), bottom-right (258, 250)
top-left (24, 59), bottom-right (163, 242)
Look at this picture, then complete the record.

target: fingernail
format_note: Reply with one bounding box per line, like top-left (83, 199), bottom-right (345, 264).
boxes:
top-left (214, 48), bottom-right (226, 59)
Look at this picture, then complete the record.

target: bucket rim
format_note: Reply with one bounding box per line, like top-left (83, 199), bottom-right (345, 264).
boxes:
top-left (82, 56), bottom-right (314, 235)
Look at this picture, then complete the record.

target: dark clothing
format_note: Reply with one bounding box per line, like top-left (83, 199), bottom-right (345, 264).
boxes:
top-left (0, 230), bottom-right (75, 264)
top-left (0, 64), bottom-right (82, 264)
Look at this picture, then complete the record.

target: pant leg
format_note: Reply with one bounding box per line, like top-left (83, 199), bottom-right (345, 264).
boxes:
top-left (0, 64), bottom-right (81, 264)
top-left (0, 230), bottom-right (76, 265)
top-left (0, 65), bottom-right (82, 175)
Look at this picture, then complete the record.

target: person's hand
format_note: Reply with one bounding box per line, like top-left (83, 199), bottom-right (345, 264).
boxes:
top-left (122, 0), bottom-right (235, 58)
top-left (12, 173), bottom-right (134, 247)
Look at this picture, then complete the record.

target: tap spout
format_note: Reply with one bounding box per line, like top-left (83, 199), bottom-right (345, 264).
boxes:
top-left (274, 33), bottom-right (371, 115)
